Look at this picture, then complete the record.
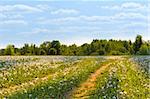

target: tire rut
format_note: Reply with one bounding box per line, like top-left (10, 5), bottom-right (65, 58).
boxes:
top-left (69, 63), bottom-right (112, 99)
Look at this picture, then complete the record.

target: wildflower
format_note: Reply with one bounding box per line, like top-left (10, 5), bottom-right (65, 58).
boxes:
top-left (28, 94), bottom-right (32, 97)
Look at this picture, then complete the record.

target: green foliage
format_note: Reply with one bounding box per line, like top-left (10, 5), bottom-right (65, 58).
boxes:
top-left (0, 35), bottom-right (149, 55)
top-left (39, 49), bottom-right (46, 55)
top-left (4, 45), bottom-right (15, 55)
top-left (98, 49), bottom-right (106, 55)
top-left (60, 45), bottom-right (70, 55)
top-left (49, 48), bottom-right (57, 55)
top-left (89, 58), bottom-right (149, 99)
top-left (0, 56), bottom-right (149, 98)
top-left (40, 41), bottom-right (51, 55)
top-left (79, 43), bottom-right (91, 55)
top-left (110, 51), bottom-right (122, 55)
top-left (138, 44), bottom-right (150, 55)
top-left (133, 35), bottom-right (143, 54)
top-left (1, 57), bottom-right (104, 98)
top-left (51, 40), bottom-right (61, 55)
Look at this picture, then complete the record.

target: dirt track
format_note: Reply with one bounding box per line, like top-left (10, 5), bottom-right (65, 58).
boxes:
top-left (69, 62), bottom-right (112, 99)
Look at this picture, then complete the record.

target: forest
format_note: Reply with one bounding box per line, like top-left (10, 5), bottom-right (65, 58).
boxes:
top-left (0, 35), bottom-right (150, 55)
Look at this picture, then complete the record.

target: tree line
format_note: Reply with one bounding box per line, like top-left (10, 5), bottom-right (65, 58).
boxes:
top-left (0, 35), bottom-right (150, 55)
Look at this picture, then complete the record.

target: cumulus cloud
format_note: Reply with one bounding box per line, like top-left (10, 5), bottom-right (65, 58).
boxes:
top-left (123, 22), bottom-right (148, 28)
top-left (20, 28), bottom-right (71, 35)
top-left (0, 20), bottom-right (27, 25)
top-left (0, 13), bottom-right (24, 19)
top-left (20, 28), bottom-right (50, 35)
top-left (38, 15), bottom-right (109, 24)
top-left (20, 28), bottom-right (76, 35)
top-left (19, 26), bottom-right (102, 35)
top-left (51, 9), bottom-right (79, 15)
top-left (101, 2), bottom-right (147, 11)
top-left (36, 4), bottom-right (53, 11)
top-left (112, 12), bottom-right (147, 20)
top-left (38, 12), bottom-right (147, 25)
top-left (121, 2), bottom-right (146, 9)
top-left (0, 4), bottom-right (43, 13)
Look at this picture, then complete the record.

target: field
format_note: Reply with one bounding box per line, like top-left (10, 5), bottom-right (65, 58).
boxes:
top-left (0, 56), bottom-right (149, 99)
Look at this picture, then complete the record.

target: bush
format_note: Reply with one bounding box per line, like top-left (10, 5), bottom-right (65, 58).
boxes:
top-left (110, 51), bottom-right (122, 55)
top-left (98, 49), bottom-right (106, 55)
top-left (138, 45), bottom-right (150, 55)
top-left (90, 52), bottom-right (99, 56)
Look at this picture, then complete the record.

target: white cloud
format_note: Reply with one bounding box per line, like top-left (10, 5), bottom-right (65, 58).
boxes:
top-left (38, 12), bottom-right (147, 25)
top-left (38, 15), bottom-right (109, 24)
top-left (112, 12), bottom-right (147, 20)
top-left (36, 4), bottom-right (53, 11)
top-left (20, 28), bottom-right (50, 35)
top-left (51, 9), bottom-right (79, 15)
top-left (121, 2), bottom-right (146, 9)
top-left (102, 2), bottom-right (147, 11)
top-left (123, 22), bottom-right (148, 29)
top-left (79, 15), bottom-right (110, 21)
top-left (0, 20), bottom-right (27, 25)
top-left (19, 26), bottom-right (102, 36)
top-left (0, 13), bottom-right (24, 19)
top-left (0, 4), bottom-right (43, 13)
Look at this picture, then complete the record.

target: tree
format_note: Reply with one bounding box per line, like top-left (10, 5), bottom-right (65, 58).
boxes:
top-left (60, 45), bottom-right (70, 55)
top-left (0, 35), bottom-right (150, 56)
top-left (91, 39), bottom-right (100, 52)
top-left (30, 44), bottom-right (36, 55)
top-left (20, 44), bottom-right (30, 55)
top-left (49, 48), bottom-right (57, 55)
top-left (98, 49), bottom-right (106, 55)
top-left (119, 47), bottom-right (128, 54)
top-left (138, 44), bottom-right (150, 55)
top-left (129, 40), bottom-right (132, 45)
top-left (105, 43), bottom-right (111, 54)
top-left (14, 48), bottom-right (21, 55)
top-left (69, 44), bottom-right (78, 55)
top-left (133, 35), bottom-right (143, 54)
top-left (0, 49), bottom-right (5, 55)
top-left (39, 49), bottom-right (46, 55)
top-left (80, 43), bottom-right (91, 55)
top-left (4, 45), bottom-right (15, 55)
top-left (129, 46), bottom-right (134, 55)
top-left (123, 41), bottom-right (130, 51)
top-left (40, 41), bottom-right (51, 55)
top-left (51, 40), bottom-right (61, 55)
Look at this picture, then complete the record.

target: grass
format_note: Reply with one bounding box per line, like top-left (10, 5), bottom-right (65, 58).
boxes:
top-left (0, 56), bottom-right (149, 99)
top-left (0, 57), bottom-right (105, 98)
top-left (89, 57), bottom-right (149, 99)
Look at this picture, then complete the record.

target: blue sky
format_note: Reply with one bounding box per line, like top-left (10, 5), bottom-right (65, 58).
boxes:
top-left (0, 0), bottom-right (149, 48)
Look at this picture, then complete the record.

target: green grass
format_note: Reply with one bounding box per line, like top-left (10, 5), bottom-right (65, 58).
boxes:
top-left (0, 56), bottom-right (149, 99)
top-left (89, 58), bottom-right (149, 99)
top-left (1, 57), bottom-right (105, 98)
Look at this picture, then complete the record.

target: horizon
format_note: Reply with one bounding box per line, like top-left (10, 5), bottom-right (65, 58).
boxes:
top-left (0, 0), bottom-right (149, 48)
top-left (0, 35), bottom-right (149, 49)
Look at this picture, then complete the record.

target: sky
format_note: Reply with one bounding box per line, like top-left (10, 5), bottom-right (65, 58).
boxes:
top-left (0, 0), bottom-right (149, 48)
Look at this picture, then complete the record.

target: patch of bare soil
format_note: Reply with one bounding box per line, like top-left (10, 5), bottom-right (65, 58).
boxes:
top-left (68, 63), bottom-right (112, 99)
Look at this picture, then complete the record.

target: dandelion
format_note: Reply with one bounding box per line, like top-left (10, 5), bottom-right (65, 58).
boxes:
top-left (103, 95), bottom-right (106, 98)
top-left (124, 91), bottom-right (127, 94)
top-left (29, 94), bottom-right (32, 97)
top-left (120, 91), bottom-right (123, 95)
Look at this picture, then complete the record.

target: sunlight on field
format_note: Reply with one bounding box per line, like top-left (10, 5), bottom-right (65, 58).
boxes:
top-left (0, 56), bottom-right (149, 99)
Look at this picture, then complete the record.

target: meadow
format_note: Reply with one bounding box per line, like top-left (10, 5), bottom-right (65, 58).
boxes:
top-left (0, 56), bottom-right (149, 99)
